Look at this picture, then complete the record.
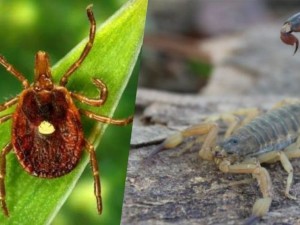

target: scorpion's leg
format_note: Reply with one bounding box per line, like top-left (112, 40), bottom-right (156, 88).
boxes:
top-left (218, 160), bottom-right (273, 218)
top-left (0, 143), bottom-right (13, 217)
top-left (258, 151), bottom-right (296, 199)
top-left (205, 108), bottom-right (260, 138)
top-left (233, 108), bottom-right (260, 127)
top-left (271, 98), bottom-right (300, 109)
top-left (257, 137), bottom-right (300, 200)
top-left (285, 136), bottom-right (300, 159)
top-left (150, 123), bottom-right (218, 160)
top-left (205, 113), bottom-right (239, 138)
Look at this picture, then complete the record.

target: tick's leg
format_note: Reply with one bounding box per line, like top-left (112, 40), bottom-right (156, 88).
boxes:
top-left (85, 139), bottom-right (102, 214)
top-left (206, 113), bottom-right (239, 138)
top-left (71, 78), bottom-right (107, 107)
top-left (0, 97), bottom-right (18, 113)
top-left (232, 108), bottom-right (260, 127)
top-left (284, 136), bottom-right (300, 159)
top-left (0, 143), bottom-right (12, 217)
top-left (258, 136), bottom-right (300, 199)
top-left (149, 123), bottom-right (218, 160)
top-left (60, 5), bottom-right (96, 86)
top-left (218, 160), bottom-right (273, 218)
top-left (279, 153), bottom-right (296, 199)
top-left (0, 115), bottom-right (12, 124)
top-left (80, 109), bottom-right (133, 125)
top-left (0, 56), bottom-right (29, 88)
top-left (152, 109), bottom-right (260, 159)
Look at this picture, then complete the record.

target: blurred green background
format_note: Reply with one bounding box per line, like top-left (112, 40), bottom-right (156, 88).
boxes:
top-left (0, 1), bottom-right (137, 225)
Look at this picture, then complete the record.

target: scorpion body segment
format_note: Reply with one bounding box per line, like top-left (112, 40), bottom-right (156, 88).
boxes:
top-left (221, 104), bottom-right (300, 159)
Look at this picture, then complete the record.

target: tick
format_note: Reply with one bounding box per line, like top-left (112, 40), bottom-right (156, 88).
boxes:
top-left (0, 5), bottom-right (133, 217)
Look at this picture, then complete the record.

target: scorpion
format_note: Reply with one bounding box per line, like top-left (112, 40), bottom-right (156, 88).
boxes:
top-left (151, 12), bottom-right (300, 224)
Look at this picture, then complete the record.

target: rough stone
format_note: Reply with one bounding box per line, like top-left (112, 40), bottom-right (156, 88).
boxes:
top-left (122, 89), bottom-right (300, 225)
top-left (200, 24), bottom-right (300, 96)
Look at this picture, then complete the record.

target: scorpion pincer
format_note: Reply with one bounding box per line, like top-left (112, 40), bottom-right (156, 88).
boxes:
top-left (152, 102), bottom-right (300, 222)
top-left (281, 12), bottom-right (300, 54)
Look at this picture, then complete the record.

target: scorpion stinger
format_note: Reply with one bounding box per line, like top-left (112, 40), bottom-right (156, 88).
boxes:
top-left (281, 12), bottom-right (300, 54)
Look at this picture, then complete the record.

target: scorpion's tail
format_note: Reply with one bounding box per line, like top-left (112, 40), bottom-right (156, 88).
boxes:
top-left (281, 12), bottom-right (300, 54)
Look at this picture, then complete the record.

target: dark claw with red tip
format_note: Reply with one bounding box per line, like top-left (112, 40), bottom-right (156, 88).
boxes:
top-left (281, 12), bottom-right (300, 54)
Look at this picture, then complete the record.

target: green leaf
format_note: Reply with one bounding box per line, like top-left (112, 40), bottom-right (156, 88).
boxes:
top-left (0, 0), bottom-right (147, 224)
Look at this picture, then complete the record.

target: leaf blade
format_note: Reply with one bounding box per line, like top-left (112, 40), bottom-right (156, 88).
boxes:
top-left (0, 0), bottom-right (147, 224)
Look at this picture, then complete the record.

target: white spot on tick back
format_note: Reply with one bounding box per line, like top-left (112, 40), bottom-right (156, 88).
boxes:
top-left (38, 121), bottom-right (55, 135)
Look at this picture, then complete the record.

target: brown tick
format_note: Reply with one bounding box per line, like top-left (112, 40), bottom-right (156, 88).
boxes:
top-left (0, 5), bottom-right (133, 217)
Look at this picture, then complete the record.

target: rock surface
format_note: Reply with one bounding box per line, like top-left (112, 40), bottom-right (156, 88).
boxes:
top-left (122, 89), bottom-right (300, 225)
top-left (200, 24), bottom-right (300, 96)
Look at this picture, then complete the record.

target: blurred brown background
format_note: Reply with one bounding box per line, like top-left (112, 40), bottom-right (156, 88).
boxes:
top-left (140, 0), bottom-right (300, 96)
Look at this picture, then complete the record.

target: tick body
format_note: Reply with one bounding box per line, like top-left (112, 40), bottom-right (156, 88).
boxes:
top-left (0, 5), bottom-right (132, 217)
top-left (12, 80), bottom-right (84, 177)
